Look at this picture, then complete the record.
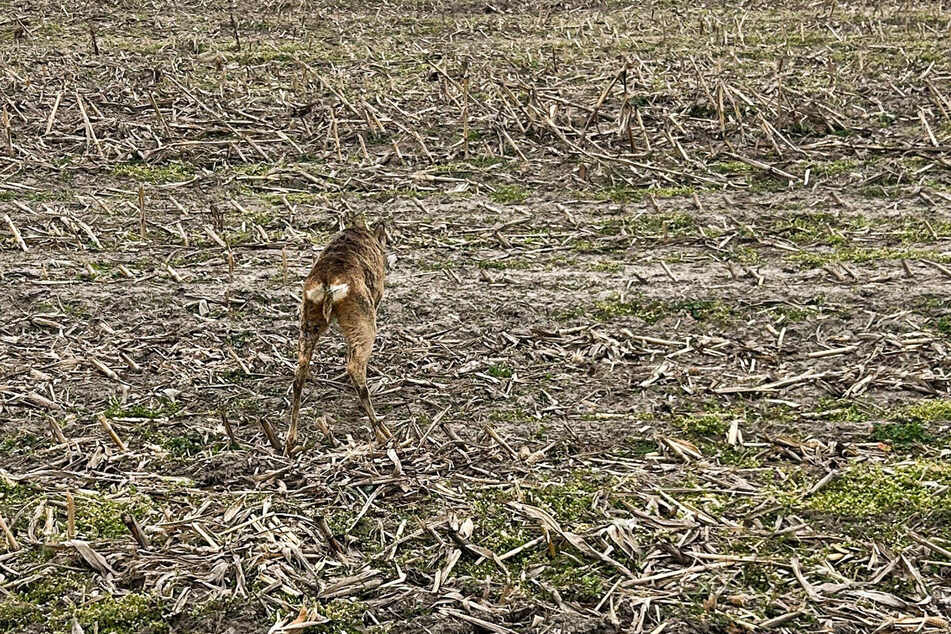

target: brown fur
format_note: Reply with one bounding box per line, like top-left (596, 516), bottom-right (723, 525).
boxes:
top-left (287, 221), bottom-right (390, 453)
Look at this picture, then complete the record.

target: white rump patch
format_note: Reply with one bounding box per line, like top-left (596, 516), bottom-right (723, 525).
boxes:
top-left (304, 286), bottom-right (324, 303)
top-left (327, 283), bottom-right (349, 302)
top-left (306, 282), bottom-right (349, 304)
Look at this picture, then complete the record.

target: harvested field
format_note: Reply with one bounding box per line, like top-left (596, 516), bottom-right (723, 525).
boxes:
top-left (1, 0), bottom-right (951, 632)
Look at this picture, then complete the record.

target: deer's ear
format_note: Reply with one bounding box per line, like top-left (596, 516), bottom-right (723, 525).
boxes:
top-left (372, 221), bottom-right (387, 246)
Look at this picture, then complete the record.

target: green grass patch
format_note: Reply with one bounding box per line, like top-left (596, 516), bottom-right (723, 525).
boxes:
top-left (486, 364), bottom-right (514, 379)
top-left (724, 245), bottom-right (762, 264)
top-left (467, 490), bottom-right (531, 555)
top-left (624, 437), bottom-right (657, 456)
top-left (454, 472), bottom-right (617, 603)
top-left (489, 408), bottom-right (535, 425)
top-left (0, 569), bottom-right (88, 630)
top-left (0, 483), bottom-right (154, 543)
top-left (675, 299), bottom-right (732, 322)
top-left (912, 294), bottom-right (950, 339)
top-left (234, 162), bottom-right (273, 177)
top-left (553, 305), bottom-right (585, 320)
top-left (715, 446), bottom-right (763, 468)
top-left (0, 596), bottom-right (42, 630)
top-left (539, 561), bottom-right (606, 602)
top-left (748, 175), bottom-right (791, 193)
top-left (812, 399), bottom-right (949, 447)
top-left (465, 471), bottom-right (608, 554)
top-left (896, 217), bottom-right (951, 243)
top-left (815, 398), bottom-right (868, 422)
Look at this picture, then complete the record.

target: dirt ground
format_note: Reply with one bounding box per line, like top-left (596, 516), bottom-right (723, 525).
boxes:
top-left (1, 1), bottom-right (950, 632)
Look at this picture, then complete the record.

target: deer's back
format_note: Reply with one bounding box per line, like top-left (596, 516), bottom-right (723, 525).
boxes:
top-left (307, 228), bottom-right (385, 300)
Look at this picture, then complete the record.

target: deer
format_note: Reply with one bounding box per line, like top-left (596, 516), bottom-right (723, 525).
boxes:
top-left (286, 220), bottom-right (392, 454)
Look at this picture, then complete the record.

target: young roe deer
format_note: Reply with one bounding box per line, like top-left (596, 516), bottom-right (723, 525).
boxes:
top-left (287, 221), bottom-right (392, 453)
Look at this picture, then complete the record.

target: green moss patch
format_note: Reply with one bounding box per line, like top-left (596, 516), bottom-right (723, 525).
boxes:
top-left (810, 158), bottom-right (860, 177)
top-left (532, 471), bottom-right (605, 525)
top-left (871, 421), bottom-right (929, 445)
top-left (113, 161), bottom-right (194, 184)
top-left (936, 316), bottom-right (951, 337)
top-left (453, 473), bottom-right (621, 604)
top-left (0, 432), bottom-right (42, 455)
top-left (805, 461), bottom-right (951, 518)
top-left (901, 399), bottom-right (951, 423)
top-left (776, 212), bottom-right (862, 246)
top-left (598, 211), bottom-right (695, 238)
top-left (590, 260), bottom-right (623, 273)
top-left (0, 598), bottom-right (43, 630)
top-left (0, 479), bottom-right (38, 516)
top-left (681, 413), bottom-right (729, 437)
top-left (104, 397), bottom-right (181, 419)
top-left (584, 294), bottom-right (733, 324)
top-left (592, 296), bottom-right (662, 322)
top-left (478, 258), bottom-right (531, 270)
top-left (789, 247), bottom-right (951, 268)
top-left (309, 599), bottom-right (366, 633)
top-left (0, 583), bottom-right (167, 634)
top-left (156, 431), bottom-right (207, 457)
top-left (712, 160), bottom-right (754, 174)
top-left (465, 471), bottom-right (610, 555)
top-left (73, 594), bottom-right (167, 634)
top-left (870, 399), bottom-right (950, 447)
top-left (74, 491), bottom-right (153, 539)
top-left (599, 185), bottom-right (696, 204)
top-left (489, 184), bottom-right (530, 204)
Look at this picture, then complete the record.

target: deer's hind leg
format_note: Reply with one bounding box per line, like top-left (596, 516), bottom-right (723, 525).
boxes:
top-left (287, 313), bottom-right (328, 455)
top-left (337, 295), bottom-right (391, 443)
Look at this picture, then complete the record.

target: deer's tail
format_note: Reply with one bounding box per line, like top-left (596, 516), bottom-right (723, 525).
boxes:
top-left (305, 280), bottom-right (350, 322)
top-left (321, 282), bottom-right (349, 322)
